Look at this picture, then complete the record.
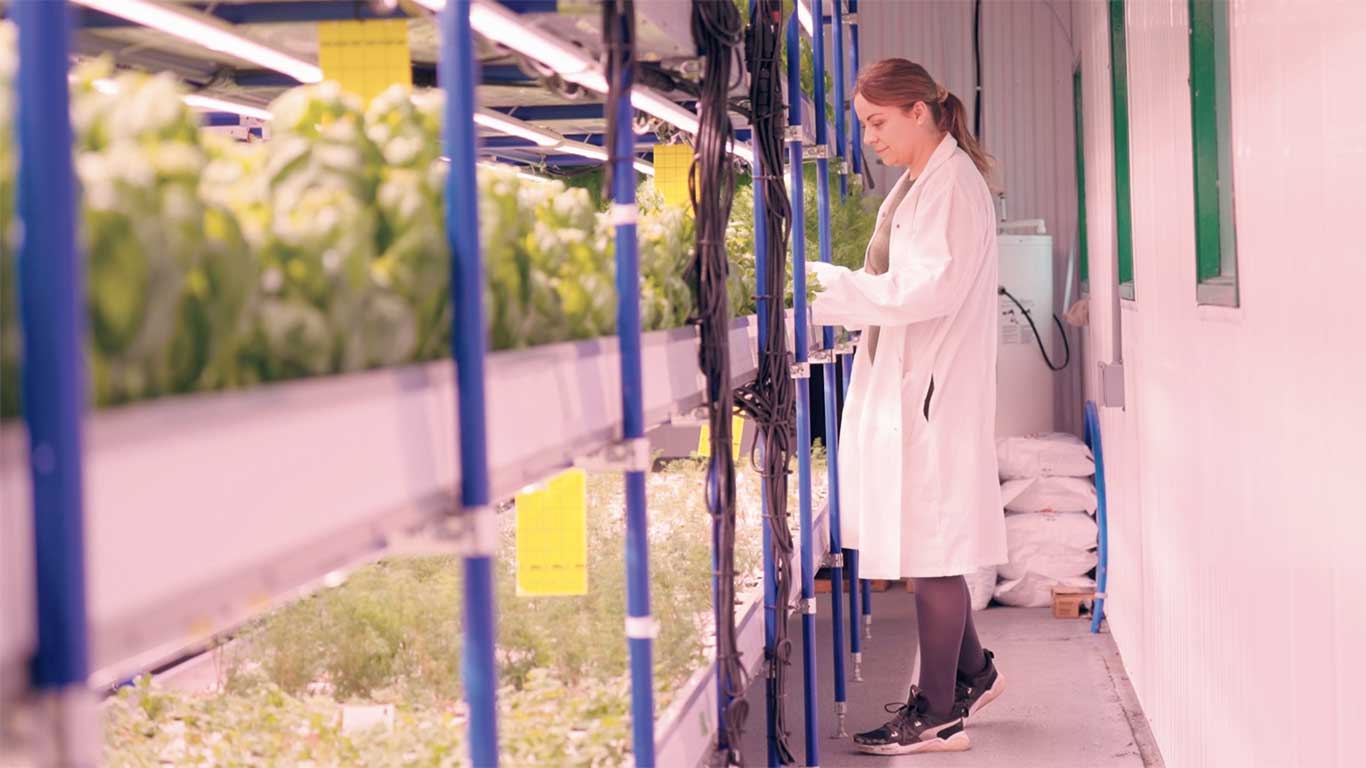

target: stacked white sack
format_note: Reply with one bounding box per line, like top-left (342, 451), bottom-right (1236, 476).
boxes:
top-left (994, 433), bottom-right (1099, 607)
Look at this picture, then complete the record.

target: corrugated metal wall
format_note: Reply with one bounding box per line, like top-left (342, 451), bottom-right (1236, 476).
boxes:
top-left (1074, 0), bottom-right (1366, 765)
top-left (859, 0), bottom-right (1084, 434)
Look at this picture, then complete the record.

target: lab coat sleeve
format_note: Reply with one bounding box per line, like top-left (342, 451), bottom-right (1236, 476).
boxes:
top-left (810, 177), bottom-right (983, 329)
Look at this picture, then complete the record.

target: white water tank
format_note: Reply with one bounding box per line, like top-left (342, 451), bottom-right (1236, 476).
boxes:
top-left (996, 228), bottom-right (1057, 438)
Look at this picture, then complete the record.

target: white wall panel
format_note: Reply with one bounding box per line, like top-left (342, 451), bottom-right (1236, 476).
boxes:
top-left (1073, 0), bottom-right (1366, 765)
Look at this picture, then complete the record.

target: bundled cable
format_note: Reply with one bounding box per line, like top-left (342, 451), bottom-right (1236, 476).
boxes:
top-left (601, 0), bottom-right (636, 198)
top-left (686, 1), bottom-right (748, 764)
top-left (733, 0), bottom-right (797, 762)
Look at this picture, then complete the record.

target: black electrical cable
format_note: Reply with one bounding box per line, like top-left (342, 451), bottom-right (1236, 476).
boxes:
top-left (601, 0), bottom-right (635, 199)
top-left (687, 1), bottom-right (749, 764)
top-left (734, 1), bottom-right (797, 763)
top-left (973, 0), bottom-right (983, 140)
top-left (1000, 286), bottom-right (1071, 372)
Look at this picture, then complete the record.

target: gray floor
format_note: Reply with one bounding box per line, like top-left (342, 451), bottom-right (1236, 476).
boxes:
top-left (737, 589), bottom-right (1164, 768)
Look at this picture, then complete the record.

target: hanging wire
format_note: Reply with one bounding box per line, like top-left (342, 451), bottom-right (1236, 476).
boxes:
top-left (687, 1), bottom-right (749, 763)
top-left (733, 0), bottom-right (797, 762)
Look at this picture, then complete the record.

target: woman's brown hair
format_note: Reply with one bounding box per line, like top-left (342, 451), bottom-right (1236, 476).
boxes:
top-left (854, 58), bottom-right (993, 180)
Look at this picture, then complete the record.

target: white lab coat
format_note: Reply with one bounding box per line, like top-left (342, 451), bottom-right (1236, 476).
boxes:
top-left (810, 134), bottom-right (1007, 579)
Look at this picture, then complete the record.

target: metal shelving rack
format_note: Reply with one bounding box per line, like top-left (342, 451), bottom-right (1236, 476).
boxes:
top-left (3, 1), bottom-right (866, 765)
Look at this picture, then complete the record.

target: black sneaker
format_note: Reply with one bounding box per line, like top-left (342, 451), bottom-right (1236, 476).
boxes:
top-left (955, 648), bottom-right (1006, 718)
top-left (852, 686), bottom-right (971, 756)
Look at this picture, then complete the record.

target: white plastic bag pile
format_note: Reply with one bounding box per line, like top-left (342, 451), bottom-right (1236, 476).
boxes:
top-left (993, 433), bottom-right (1099, 608)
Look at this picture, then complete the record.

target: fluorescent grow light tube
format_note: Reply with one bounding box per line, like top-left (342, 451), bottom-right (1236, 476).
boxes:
top-left (473, 109), bottom-right (561, 146)
top-left (417, 0), bottom-right (750, 164)
top-left (89, 76), bottom-right (274, 121)
top-left (183, 94), bottom-right (274, 122)
top-left (556, 141), bottom-right (610, 161)
top-left (797, 0), bottom-right (816, 37)
top-left (74, 0), bottom-right (323, 84)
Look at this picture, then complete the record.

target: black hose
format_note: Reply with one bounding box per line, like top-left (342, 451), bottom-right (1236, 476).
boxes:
top-left (734, 1), bottom-right (797, 763)
top-left (687, 0), bottom-right (749, 763)
top-left (1000, 286), bottom-right (1071, 372)
top-left (973, 0), bottom-right (983, 140)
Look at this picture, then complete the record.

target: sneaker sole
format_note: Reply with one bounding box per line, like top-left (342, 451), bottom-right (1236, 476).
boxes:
top-left (967, 672), bottom-right (1006, 717)
top-left (854, 731), bottom-right (971, 756)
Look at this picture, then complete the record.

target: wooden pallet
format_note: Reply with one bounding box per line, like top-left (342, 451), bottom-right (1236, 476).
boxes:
top-left (1051, 586), bottom-right (1095, 619)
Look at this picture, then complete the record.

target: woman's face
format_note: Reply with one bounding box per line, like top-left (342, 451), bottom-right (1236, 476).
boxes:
top-left (854, 93), bottom-right (936, 169)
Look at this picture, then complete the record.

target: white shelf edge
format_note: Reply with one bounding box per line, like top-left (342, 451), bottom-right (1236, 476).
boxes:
top-left (1, 316), bottom-right (775, 693)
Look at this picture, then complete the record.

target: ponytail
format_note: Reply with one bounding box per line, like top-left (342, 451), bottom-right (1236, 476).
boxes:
top-left (937, 91), bottom-right (993, 180)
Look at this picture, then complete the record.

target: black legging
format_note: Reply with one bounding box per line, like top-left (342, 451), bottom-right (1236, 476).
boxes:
top-left (913, 575), bottom-right (988, 718)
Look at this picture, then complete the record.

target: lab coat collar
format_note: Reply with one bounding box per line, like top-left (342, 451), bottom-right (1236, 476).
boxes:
top-left (920, 132), bottom-right (960, 184)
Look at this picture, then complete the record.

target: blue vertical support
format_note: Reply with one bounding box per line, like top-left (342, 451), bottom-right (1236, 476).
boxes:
top-left (605, 4), bottom-right (657, 763)
top-left (440, 3), bottom-right (498, 766)
top-left (1086, 401), bottom-right (1110, 634)
top-left (804, 2), bottom-right (851, 741)
top-left (838, 350), bottom-right (863, 670)
top-left (832, 0), bottom-right (849, 199)
top-left (15, 2), bottom-right (95, 761)
top-left (753, 148), bottom-right (781, 768)
top-left (848, 0), bottom-right (864, 178)
top-left (786, 16), bottom-right (821, 767)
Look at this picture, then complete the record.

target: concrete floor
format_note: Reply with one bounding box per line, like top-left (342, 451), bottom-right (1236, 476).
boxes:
top-left (737, 589), bottom-right (1164, 768)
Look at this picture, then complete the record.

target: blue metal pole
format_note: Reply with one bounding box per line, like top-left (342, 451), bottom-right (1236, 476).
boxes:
top-left (753, 145), bottom-right (781, 768)
top-left (806, 0), bottom-right (851, 740)
top-left (15, 4), bottom-right (94, 760)
top-left (1086, 401), bottom-right (1110, 634)
top-left (832, 0), bottom-right (849, 200)
top-left (440, 3), bottom-right (498, 766)
top-left (848, 0), bottom-right (864, 179)
top-left (787, 16), bottom-right (821, 767)
top-left (605, 6), bottom-right (657, 763)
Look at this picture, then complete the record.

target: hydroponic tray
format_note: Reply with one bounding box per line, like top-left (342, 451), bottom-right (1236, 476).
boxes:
top-left (0, 315), bottom-right (791, 696)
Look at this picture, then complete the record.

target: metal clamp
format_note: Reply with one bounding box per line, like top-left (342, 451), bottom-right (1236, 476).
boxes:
top-left (802, 144), bottom-right (830, 161)
top-left (452, 504), bottom-right (498, 558)
top-left (835, 339), bottom-right (858, 355)
top-left (846, 13), bottom-right (859, 24)
top-left (799, 597), bottom-right (817, 616)
top-left (785, 125), bottom-right (804, 143)
top-left (575, 436), bottom-right (652, 473)
top-left (809, 349), bottom-right (835, 365)
top-left (824, 552), bottom-right (845, 569)
top-left (670, 405), bottom-right (710, 426)
top-left (839, 160), bottom-right (851, 175)
top-left (790, 362), bottom-right (811, 379)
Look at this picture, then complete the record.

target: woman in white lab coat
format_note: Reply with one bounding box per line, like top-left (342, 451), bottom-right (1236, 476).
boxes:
top-left (808, 58), bottom-right (1008, 756)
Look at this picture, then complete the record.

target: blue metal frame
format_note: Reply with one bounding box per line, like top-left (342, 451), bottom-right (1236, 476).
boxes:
top-left (786, 16), bottom-right (821, 766)
top-left (848, 0), bottom-right (863, 178)
top-left (77, 0), bottom-right (556, 27)
top-left (753, 146), bottom-right (782, 768)
top-left (808, 0), bottom-right (851, 738)
top-left (605, 5), bottom-right (657, 763)
top-left (1086, 401), bottom-right (1110, 633)
top-left (15, 0), bottom-right (90, 695)
top-left (440, 2), bottom-right (499, 766)
top-left (832, 0), bottom-right (849, 199)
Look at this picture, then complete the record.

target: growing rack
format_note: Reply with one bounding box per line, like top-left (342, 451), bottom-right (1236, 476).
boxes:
top-left (1, 1), bottom-right (864, 764)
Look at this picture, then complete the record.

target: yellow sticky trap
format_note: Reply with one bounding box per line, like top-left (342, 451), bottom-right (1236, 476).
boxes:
top-left (653, 143), bottom-right (694, 208)
top-left (318, 19), bottom-right (412, 103)
top-left (515, 469), bottom-right (588, 596)
top-left (697, 412), bottom-right (745, 461)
